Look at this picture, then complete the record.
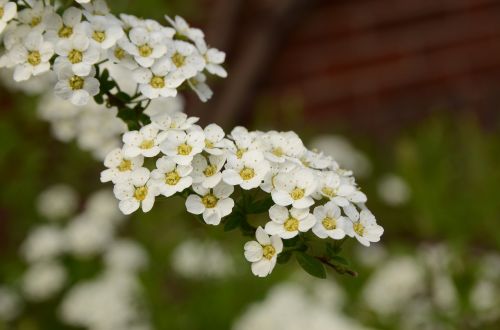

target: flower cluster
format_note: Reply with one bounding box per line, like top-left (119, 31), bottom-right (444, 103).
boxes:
top-left (0, 0), bottom-right (226, 107)
top-left (102, 112), bottom-right (384, 277)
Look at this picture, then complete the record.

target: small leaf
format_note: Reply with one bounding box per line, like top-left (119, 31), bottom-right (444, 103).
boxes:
top-left (296, 252), bottom-right (326, 279)
top-left (330, 255), bottom-right (349, 266)
top-left (247, 197), bottom-right (274, 214)
top-left (283, 236), bottom-right (299, 247)
top-left (277, 251), bottom-right (292, 264)
top-left (223, 213), bottom-right (243, 232)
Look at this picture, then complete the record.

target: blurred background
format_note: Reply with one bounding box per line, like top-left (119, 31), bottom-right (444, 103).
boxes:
top-left (1, 0), bottom-right (500, 329)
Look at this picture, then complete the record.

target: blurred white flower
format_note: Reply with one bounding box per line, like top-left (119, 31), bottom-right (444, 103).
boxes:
top-left (22, 260), bottom-right (67, 302)
top-left (65, 214), bottom-right (114, 257)
top-left (36, 184), bottom-right (78, 221)
top-left (377, 174), bottom-right (411, 206)
top-left (0, 287), bottom-right (21, 322)
top-left (104, 239), bottom-right (148, 273)
top-left (171, 238), bottom-right (234, 279)
top-left (21, 225), bottom-right (66, 262)
top-left (233, 281), bottom-right (372, 330)
top-left (60, 271), bottom-right (149, 330)
top-left (362, 256), bottom-right (424, 316)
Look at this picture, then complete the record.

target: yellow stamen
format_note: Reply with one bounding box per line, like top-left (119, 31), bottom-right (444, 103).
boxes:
top-left (203, 165), bottom-right (217, 177)
top-left (138, 44), bottom-right (152, 57)
top-left (239, 167), bottom-right (255, 181)
top-left (165, 171), bottom-right (180, 185)
top-left (58, 25), bottom-right (73, 38)
top-left (322, 217), bottom-right (337, 230)
top-left (262, 245), bottom-right (276, 260)
top-left (27, 51), bottom-right (41, 66)
top-left (177, 144), bottom-right (192, 156)
top-left (69, 76), bottom-right (84, 90)
top-left (68, 49), bottom-right (83, 64)
top-left (134, 186), bottom-right (148, 201)
top-left (92, 30), bottom-right (106, 43)
top-left (150, 76), bottom-right (165, 89)
top-left (201, 194), bottom-right (218, 208)
top-left (118, 159), bottom-right (132, 172)
top-left (354, 222), bottom-right (365, 236)
top-left (284, 217), bottom-right (299, 232)
top-left (290, 188), bottom-right (305, 200)
top-left (171, 52), bottom-right (185, 67)
top-left (140, 140), bottom-right (154, 150)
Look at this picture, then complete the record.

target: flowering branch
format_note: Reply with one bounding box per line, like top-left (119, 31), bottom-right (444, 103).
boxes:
top-left (0, 0), bottom-right (384, 279)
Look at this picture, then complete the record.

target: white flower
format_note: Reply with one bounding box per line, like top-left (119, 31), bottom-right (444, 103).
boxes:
top-left (159, 128), bottom-right (205, 165)
top-left (101, 148), bottom-right (144, 183)
top-left (17, 2), bottom-right (57, 32)
top-left (22, 260), bottom-right (67, 302)
top-left (36, 184), bottom-right (78, 220)
top-left (191, 154), bottom-right (226, 188)
top-left (122, 124), bottom-right (163, 158)
top-left (312, 202), bottom-right (347, 240)
top-left (150, 111), bottom-right (197, 131)
top-left (45, 7), bottom-right (83, 43)
top-left (120, 27), bottom-right (167, 67)
top-left (165, 40), bottom-right (204, 80)
top-left (0, 0), bottom-right (16, 34)
top-left (133, 57), bottom-right (183, 99)
top-left (196, 39), bottom-right (227, 77)
top-left (54, 33), bottom-right (100, 76)
top-left (188, 73), bottom-right (213, 102)
top-left (318, 171), bottom-right (366, 206)
top-left (113, 168), bottom-right (158, 214)
top-left (202, 124), bottom-right (227, 155)
top-left (185, 182), bottom-right (234, 225)
top-left (261, 131), bottom-right (306, 163)
top-left (21, 225), bottom-right (66, 262)
top-left (264, 205), bottom-right (315, 239)
top-left (226, 126), bottom-right (261, 162)
top-left (9, 32), bottom-right (53, 81)
top-left (150, 156), bottom-right (192, 197)
top-left (344, 208), bottom-right (383, 247)
top-left (81, 15), bottom-right (124, 49)
top-left (271, 168), bottom-right (317, 208)
top-left (165, 15), bottom-right (204, 42)
top-left (54, 65), bottom-right (99, 106)
top-left (223, 151), bottom-right (270, 190)
top-left (81, 0), bottom-right (111, 18)
top-left (244, 227), bottom-right (282, 277)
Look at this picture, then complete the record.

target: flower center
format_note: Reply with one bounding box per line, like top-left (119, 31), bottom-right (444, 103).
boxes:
top-left (284, 217), bottom-right (299, 232)
top-left (68, 49), bottom-right (83, 64)
top-left (177, 143), bottom-right (192, 156)
top-left (205, 139), bottom-right (214, 149)
top-left (0, 7), bottom-right (4, 19)
top-left (272, 147), bottom-right (284, 157)
top-left (150, 76), bottom-right (165, 89)
top-left (134, 186), bottom-right (148, 201)
top-left (165, 171), bottom-right (180, 185)
top-left (203, 164), bottom-right (217, 177)
top-left (354, 222), bottom-right (365, 236)
top-left (138, 44), bottom-right (152, 57)
top-left (92, 30), bottom-right (106, 43)
top-left (140, 139), bottom-right (155, 149)
top-left (171, 52), bottom-right (185, 67)
top-left (30, 16), bottom-right (42, 27)
top-left (114, 47), bottom-right (125, 60)
top-left (69, 76), bottom-right (84, 90)
top-left (201, 194), bottom-right (218, 208)
top-left (236, 148), bottom-right (246, 159)
top-left (239, 167), bottom-right (255, 181)
top-left (27, 51), bottom-right (41, 66)
top-left (262, 245), bottom-right (276, 260)
top-left (58, 25), bottom-right (73, 38)
top-left (118, 159), bottom-right (132, 172)
top-left (321, 187), bottom-right (336, 198)
top-left (322, 217), bottom-right (337, 230)
top-left (290, 188), bottom-right (305, 200)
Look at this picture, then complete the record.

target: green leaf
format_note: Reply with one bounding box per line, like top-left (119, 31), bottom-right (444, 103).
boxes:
top-left (277, 251), bottom-right (292, 264)
top-left (296, 252), bottom-right (326, 279)
top-left (330, 255), bottom-right (349, 266)
top-left (247, 196), bottom-right (274, 214)
top-left (223, 213), bottom-right (243, 232)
